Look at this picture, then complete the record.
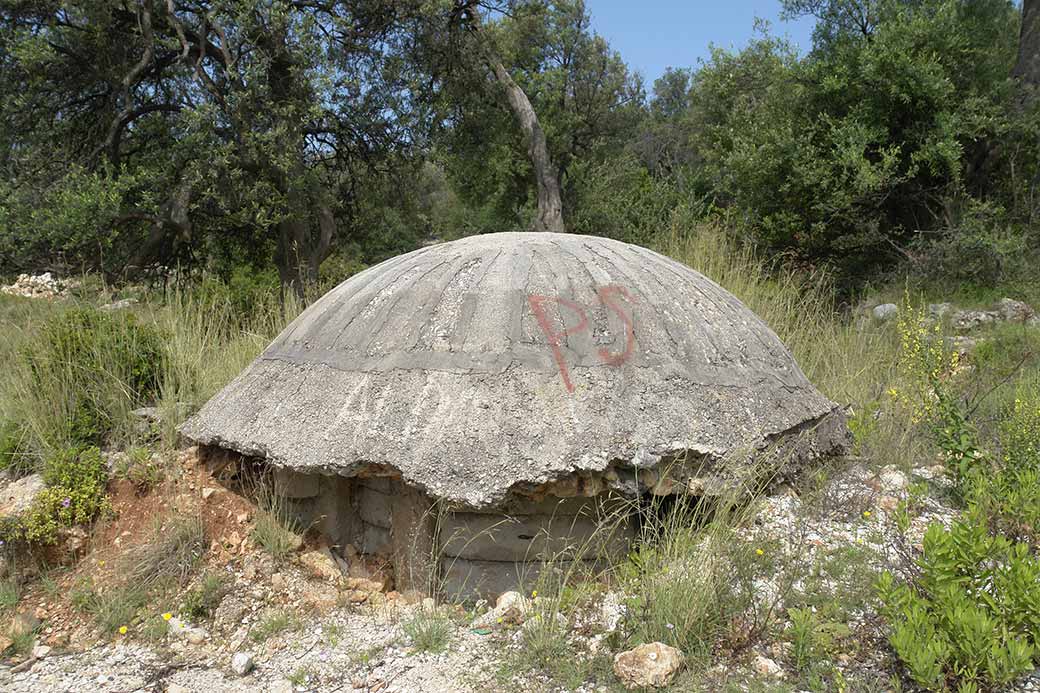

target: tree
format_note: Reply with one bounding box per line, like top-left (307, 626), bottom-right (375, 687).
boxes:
top-left (0, 0), bottom-right (428, 295)
top-left (429, 0), bottom-right (642, 233)
top-left (1014, 0), bottom-right (1040, 109)
top-left (455, 1), bottom-right (564, 232)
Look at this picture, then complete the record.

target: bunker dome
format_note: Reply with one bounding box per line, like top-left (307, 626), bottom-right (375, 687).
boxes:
top-left (180, 232), bottom-right (849, 598)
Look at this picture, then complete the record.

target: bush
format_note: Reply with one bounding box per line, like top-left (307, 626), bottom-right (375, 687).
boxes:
top-left (877, 518), bottom-right (1040, 691)
top-left (21, 307), bottom-right (165, 448)
top-left (403, 611), bottom-right (453, 654)
top-left (966, 389), bottom-right (1040, 547)
top-left (180, 573), bottom-right (227, 620)
top-left (18, 446), bottom-right (109, 544)
top-left (893, 298), bottom-right (984, 488)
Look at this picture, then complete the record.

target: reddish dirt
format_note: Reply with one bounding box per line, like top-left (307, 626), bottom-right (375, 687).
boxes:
top-left (8, 446), bottom-right (263, 653)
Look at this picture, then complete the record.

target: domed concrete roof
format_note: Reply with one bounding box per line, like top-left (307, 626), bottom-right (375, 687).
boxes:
top-left (180, 232), bottom-right (848, 507)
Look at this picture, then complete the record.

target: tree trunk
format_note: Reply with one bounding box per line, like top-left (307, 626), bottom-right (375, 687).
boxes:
top-left (488, 59), bottom-right (566, 233)
top-left (274, 191), bottom-right (336, 300)
top-left (1014, 0), bottom-right (1040, 110)
top-left (462, 3), bottom-right (565, 233)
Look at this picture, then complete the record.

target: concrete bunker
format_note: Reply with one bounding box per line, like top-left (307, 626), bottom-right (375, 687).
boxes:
top-left (181, 232), bottom-right (850, 599)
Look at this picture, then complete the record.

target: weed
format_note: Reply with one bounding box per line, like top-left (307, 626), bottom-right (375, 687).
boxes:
top-left (250, 610), bottom-right (299, 643)
top-left (351, 643), bottom-right (386, 667)
top-left (787, 607), bottom-right (848, 674)
top-left (112, 447), bottom-right (167, 491)
top-left (180, 573), bottom-right (226, 620)
top-left (9, 628), bottom-right (35, 656)
top-left (619, 491), bottom-right (774, 660)
top-left (18, 307), bottom-right (166, 451)
top-left (0, 579), bottom-right (19, 611)
top-left (123, 514), bottom-right (206, 589)
top-left (77, 587), bottom-right (150, 635)
top-left (39, 572), bottom-right (60, 598)
top-left (251, 488), bottom-right (302, 561)
top-left (403, 610), bottom-right (452, 654)
top-left (323, 622), bottom-right (343, 646)
top-left (287, 666), bottom-right (315, 686)
top-left (141, 614), bottom-right (170, 642)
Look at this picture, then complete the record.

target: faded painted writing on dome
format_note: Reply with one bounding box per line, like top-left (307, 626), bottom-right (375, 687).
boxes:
top-left (527, 284), bottom-right (636, 393)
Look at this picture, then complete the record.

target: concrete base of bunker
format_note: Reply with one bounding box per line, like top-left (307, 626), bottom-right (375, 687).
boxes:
top-left (200, 404), bottom-right (847, 602)
top-left (268, 463), bottom-right (635, 601)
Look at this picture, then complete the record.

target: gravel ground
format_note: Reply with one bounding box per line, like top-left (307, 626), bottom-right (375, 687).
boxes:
top-left (0, 604), bottom-right (503, 693)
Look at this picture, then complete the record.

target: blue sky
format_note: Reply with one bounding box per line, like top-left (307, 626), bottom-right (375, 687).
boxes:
top-left (584, 1), bottom-right (817, 85)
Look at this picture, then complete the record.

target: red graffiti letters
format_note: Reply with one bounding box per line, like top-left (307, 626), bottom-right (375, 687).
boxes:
top-left (527, 285), bottom-right (636, 392)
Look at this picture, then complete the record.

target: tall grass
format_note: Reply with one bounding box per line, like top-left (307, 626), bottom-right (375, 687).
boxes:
top-left (0, 283), bottom-right (301, 471)
top-left (150, 287), bottom-right (301, 445)
top-left (657, 223), bottom-right (897, 409)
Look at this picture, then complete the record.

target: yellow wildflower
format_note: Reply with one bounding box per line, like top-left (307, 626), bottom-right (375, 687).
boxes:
top-left (863, 510), bottom-right (872, 519)
top-left (162, 612), bottom-right (172, 621)
top-left (118, 626), bottom-right (127, 635)
top-left (531, 590), bottom-right (538, 598)
top-left (755, 548), bottom-right (764, 556)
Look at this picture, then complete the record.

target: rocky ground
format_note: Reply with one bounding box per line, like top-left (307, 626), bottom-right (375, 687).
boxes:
top-left (4, 449), bottom-right (1030, 693)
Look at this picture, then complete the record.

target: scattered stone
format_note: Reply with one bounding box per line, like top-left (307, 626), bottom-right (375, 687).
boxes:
top-left (344, 577), bottom-right (385, 593)
top-left (342, 589), bottom-right (368, 605)
top-left (0, 474), bottom-right (45, 517)
top-left (98, 298), bottom-right (137, 312)
top-left (612, 642), bottom-right (685, 689)
top-left (953, 309), bottom-right (1000, 331)
top-left (0, 273), bottom-right (69, 299)
top-left (472, 591), bottom-right (532, 628)
top-left (877, 466), bottom-right (909, 494)
top-left (236, 511), bottom-right (251, 524)
top-left (995, 297), bottom-right (1035, 323)
top-left (231, 651), bottom-right (254, 676)
top-left (201, 487), bottom-right (217, 500)
top-left (872, 303), bottom-right (899, 321)
top-left (945, 335), bottom-right (980, 355)
top-left (878, 495), bottom-right (901, 512)
top-left (753, 654), bottom-right (785, 678)
top-left (167, 617), bottom-right (207, 645)
top-left (30, 644), bottom-right (51, 659)
top-left (9, 613), bottom-right (40, 638)
top-left (927, 302), bottom-right (954, 319)
top-left (299, 548), bottom-right (343, 582)
top-left (167, 684), bottom-right (191, 693)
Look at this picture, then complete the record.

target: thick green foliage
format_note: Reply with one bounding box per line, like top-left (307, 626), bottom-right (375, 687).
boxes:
top-left (1, 446), bottom-right (111, 545)
top-left (877, 519), bottom-right (1040, 691)
top-left (22, 308), bottom-right (165, 447)
top-left (967, 390), bottom-right (1040, 546)
top-left (675, 1), bottom-right (1025, 280)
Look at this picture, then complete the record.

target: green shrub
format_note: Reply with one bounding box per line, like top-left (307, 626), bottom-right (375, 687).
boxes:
top-left (112, 447), bottom-right (167, 491)
top-left (1001, 391), bottom-right (1040, 472)
top-left (22, 307), bottom-right (165, 448)
top-left (965, 389), bottom-right (1040, 547)
top-left (894, 298), bottom-right (985, 488)
top-left (877, 518), bottom-right (1040, 691)
top-left (18, 446), bottom-right (109, 544)
top-left (180, 573), bottom-right (227, 620)
top-left (403, 611), bottom-right (453, 654)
